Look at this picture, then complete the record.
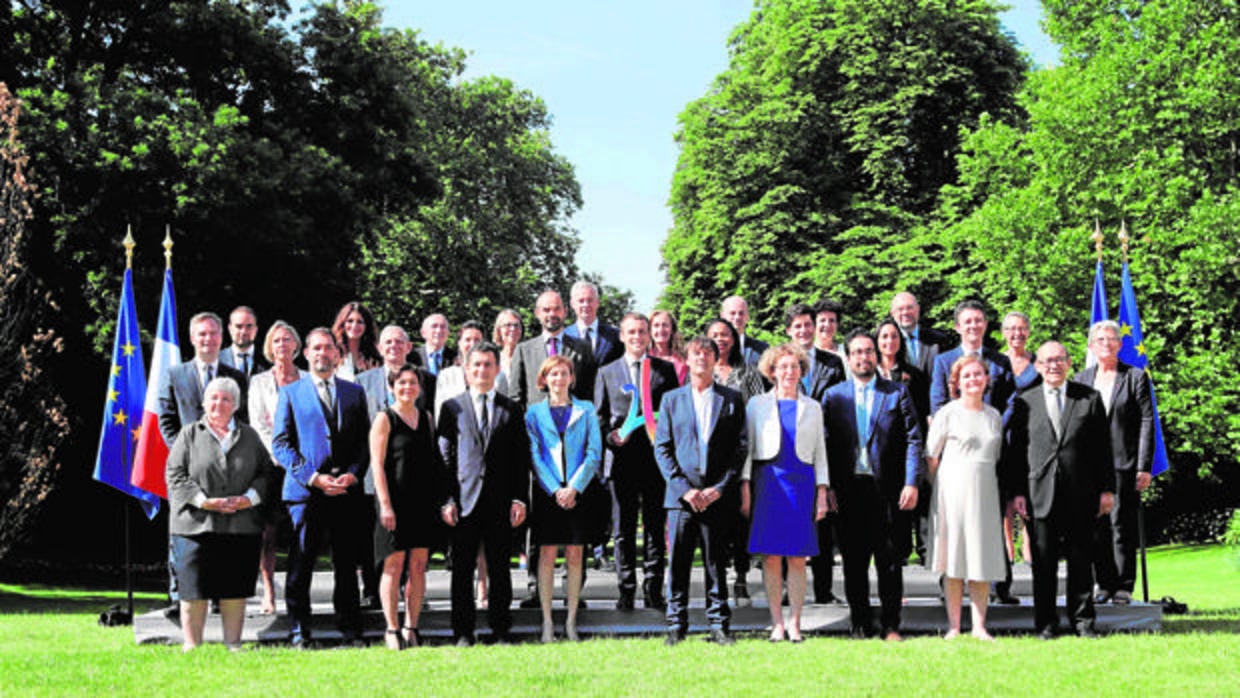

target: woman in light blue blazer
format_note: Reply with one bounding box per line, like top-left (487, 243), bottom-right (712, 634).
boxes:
top-left (524, 356), bottom-right (604, 643)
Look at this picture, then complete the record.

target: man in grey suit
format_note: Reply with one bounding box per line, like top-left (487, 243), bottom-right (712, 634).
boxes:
top-left (438, 343), bottom-right (531, 645)
top-left (508, 289), bottom-right (596, 406)
top-left (722, 295), bottom-right (768, 366)
top-left (1007, 341), bottom-right (1115, 639)
top-left (219, 305), bottom-right (268, 385)
top-left (156, 311), bottom-right (248, 617)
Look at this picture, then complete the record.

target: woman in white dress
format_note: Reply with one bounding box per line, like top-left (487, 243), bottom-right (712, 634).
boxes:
top-left (925, 355), bottom-right (1006, 640)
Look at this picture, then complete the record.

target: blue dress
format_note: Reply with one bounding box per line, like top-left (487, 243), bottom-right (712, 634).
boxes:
top-left (748, 400), bottom-right (818, 556)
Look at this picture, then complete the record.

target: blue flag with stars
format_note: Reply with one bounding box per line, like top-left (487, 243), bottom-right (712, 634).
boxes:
top-left (1118, 262), bottom-right (1171, 477)
top-left (93, 268), bottom-right (161, 518)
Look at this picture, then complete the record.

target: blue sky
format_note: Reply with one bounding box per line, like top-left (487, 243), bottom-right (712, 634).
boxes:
top-left (385, 1), bottom-right (1057, 311)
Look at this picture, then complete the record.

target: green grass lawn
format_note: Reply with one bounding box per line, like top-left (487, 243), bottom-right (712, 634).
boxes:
top-left (2, 544), bottom-right (1238, 697)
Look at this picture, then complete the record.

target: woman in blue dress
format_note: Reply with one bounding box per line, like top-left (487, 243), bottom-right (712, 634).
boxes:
top-left (741, 343), bottom-right (830, 642)
top-left (525, 356), bottom-right (604, 643)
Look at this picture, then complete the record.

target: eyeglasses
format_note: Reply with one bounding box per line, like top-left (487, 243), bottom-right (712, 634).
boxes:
top-left (499, 323), bottom-right (521, 329)
top-left (1037, 356), bottom-right (1069, 366)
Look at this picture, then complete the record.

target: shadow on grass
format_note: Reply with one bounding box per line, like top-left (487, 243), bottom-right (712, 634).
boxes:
top-left (1161, 607), bottom-right (1240, 635)
top-left (0, 584), bottom-right (165, 615)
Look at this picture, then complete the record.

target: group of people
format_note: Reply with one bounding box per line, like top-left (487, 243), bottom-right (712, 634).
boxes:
top-left (159, 283), bottom-right (1154, 650)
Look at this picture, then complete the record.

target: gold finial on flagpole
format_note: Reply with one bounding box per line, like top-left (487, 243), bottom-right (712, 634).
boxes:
top-left (123, 225), bottom-right (136, 270)
top-left (1091, 219), bottom-right (1104, 260)
top-left (163, 225), bottom-right (173, 270)
top-left (1118, 219), bottom-right (1131, 262)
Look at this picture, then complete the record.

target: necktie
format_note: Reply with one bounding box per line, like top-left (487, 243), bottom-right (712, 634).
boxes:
top-left (548, 336), bottom-right (559, 357)
top-left (240, 353), bottom-right (250, 377)
top-left (202, 364), bottom-right (214, 390)
top-left (1047, 387), bottom-right (1063, 439)
top-left (318, 379), bottom-right (335, 422)
top-left (856, 383), bottom-right (872, 473)
top-left (429, 351), bottom-right (440, 375)
top-left (906, 331), bottom-right (919, 361)
top-left (584, 327), bottom-right (594, 352)
top-left (477, 393), bottom-right (490, 444)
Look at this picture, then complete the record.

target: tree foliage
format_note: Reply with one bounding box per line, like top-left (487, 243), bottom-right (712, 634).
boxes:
top-left (0, 83), bottom-right (69, 559)
top-left (663, 0), bottom-right (1027, 336)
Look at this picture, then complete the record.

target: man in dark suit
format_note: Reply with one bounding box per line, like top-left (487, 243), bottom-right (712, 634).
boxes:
top-left (928, 299), bottom-right (1019, 601)
top-left (508, 290), bottom-right (596, 406)
top-left (784, 301), bottom-right (846, 602)
top-left (822, 329), bottom-right (923, 641)
top-left (1007, 341), bottom-right (1115, 639)
top-left (156, 311), bottom-right (249, 619)
top-left (415, 313), bottom-right (456, 376)
top-left (890, 292), bottom-right (949, 378)
top-left (654, 335), bottom-right (747, 645)
top-left (722, 295), bottom-right (768, 366)
top-left (565, 280), bottom-right (624, 367)
top-left (1075, 320), bottom-right (1154, 606)
top-left (438, 342), bottom-right (531, 645)
top-left (272, 327), bottom-right (372, 648)
top-left (219, 305), bottom-right (269, 385)
top-left (929, 299), bottom-right (1016, 417)
top-left (595, 312), bottom-right (680, 610)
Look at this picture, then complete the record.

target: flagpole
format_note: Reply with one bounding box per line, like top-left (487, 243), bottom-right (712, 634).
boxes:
top-left (1119, 221), bottom-right (1152, 604)
top-left (123, 227), bottom-right (136, 623)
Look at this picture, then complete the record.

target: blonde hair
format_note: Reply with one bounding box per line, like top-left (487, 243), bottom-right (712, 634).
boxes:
top-left (758, 343), bottom-right (810, 382)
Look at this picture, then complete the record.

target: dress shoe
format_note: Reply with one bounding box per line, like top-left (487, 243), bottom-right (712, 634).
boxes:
top-left (454, 635), bottom-right (475, 647)
top-left (1076, 626), bottom-right (1099, 639)
top-left (708, 628), bottom-right (736, 646)
top-left (644, 587), bottom-right (666, 611)
top-left (615, 593), bottom-right (635, 611)
top-left (815, 592), bottom-right (839, 605)
top-left (1094, 589), bottom-right (1114, 605)
top-left (733, 581), bottom-right (751, 607)
top-left (664, 629), bottom-right (686, 646)
top-left (1112, 590), bottom-right (1133, 606)
top-left (849, 625), bottom-right (876, 640)
top-left (992, 591), bottom-right (1021, 605)
top-left (361, 595), bottom-right (382, 611)
top-left (1037, 626), bottom-right (1057, 641)
top-left (518, 593), bottom-right (540, 609)
top-left (289, 634), bottom-right (314, 650)
top-left (161, 604), bottom-right (181, 627)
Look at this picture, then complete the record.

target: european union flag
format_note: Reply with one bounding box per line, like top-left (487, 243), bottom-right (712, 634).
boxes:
top-left (1118, 262), bottom-right (1171, 476)
top-left (92, 268), bottom-right (161, 518)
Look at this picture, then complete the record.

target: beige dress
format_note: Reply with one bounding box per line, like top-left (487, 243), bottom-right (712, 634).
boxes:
top-left (925, 400), bottom-right (1007, 581)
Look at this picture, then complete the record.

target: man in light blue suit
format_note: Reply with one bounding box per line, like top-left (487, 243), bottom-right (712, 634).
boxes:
top-left (822, 329), bottom-right (923, 641)
top-left (654, 336), bottom-right (747, 646)
top-left (273, 327), bottom-right (371, 648)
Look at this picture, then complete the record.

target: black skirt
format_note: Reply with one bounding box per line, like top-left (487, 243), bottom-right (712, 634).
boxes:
top-left (530, 480), bottom-right (609, 546)
top-left (171, 533), bottom-right (261, 600)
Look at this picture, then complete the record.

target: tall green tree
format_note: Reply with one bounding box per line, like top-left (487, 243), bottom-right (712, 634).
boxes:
top-left (663, 0), bottom-right (1027, 337)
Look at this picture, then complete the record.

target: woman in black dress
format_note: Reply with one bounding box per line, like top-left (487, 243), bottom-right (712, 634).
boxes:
top-left (524, 356), bottom-right (604, 642)
top-left (370, 363), bottom-right (442, 649)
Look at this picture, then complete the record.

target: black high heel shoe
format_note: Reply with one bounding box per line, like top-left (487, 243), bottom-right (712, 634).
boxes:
top-left (384, 628), bottom-right (405, 650)
top-left (402, 626), bottom-right (420, 648)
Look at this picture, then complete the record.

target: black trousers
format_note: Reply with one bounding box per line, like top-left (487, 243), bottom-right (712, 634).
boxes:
top-left (1094, 468), bottom-right (1139, 593)
top-left (449, 510), bottom-right (514, 640)
top-left (1030, 502), bottom-right (1096, 632)
top-left (612, 459), bottom-right (666, 596)
top-left (285, 495), bottom-right (366, 640)
top-left (810, 515), bottom-right (841, 602)
top-left (665, 507), bottom-right (731, 631)
top-left (837, 476), bottom-right (906, 633)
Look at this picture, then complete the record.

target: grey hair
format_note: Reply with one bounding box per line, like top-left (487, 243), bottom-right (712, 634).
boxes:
top-left (203, 376), bottom-right (241, 406)
top-left (1089, 319), bottom-right (1122, 343)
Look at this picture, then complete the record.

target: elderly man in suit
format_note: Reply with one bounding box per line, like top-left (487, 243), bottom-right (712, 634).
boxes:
top-left (219, 306), bottom-right (268, 385)
top-left (1007, 341), bottom-right (1114, 639)
top-left (596, 312), bottom-right (680, 610)
top-left (783, 301), bottom-right (846, 603)
top-left (1075, 320), bottom-right (1153, 606)
top-left (416, 313), bottom-right (456, 376)
top-left (822, 330), bottom-right (923, 641)
top-left (722, 295), bottom-right (768, 367)
top-left (272, 327), bottom-right (372, 648)
top-left (890, 292), bottom-right (949, 378)
top-left (654, 335), bottom-right (747, 645)
top-left (438, 342), bottom-right (531, 645)
top-left (565, 280), bottom-right (624, 367)
top-left (157, 311), bottom-right (248, 618)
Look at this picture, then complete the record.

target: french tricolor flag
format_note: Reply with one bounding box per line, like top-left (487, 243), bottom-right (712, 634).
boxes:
top-left (131, 269), bottom-right (180, 500)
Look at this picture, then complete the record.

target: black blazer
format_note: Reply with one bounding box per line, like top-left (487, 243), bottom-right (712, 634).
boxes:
top-left (1005, 381), bottom-right (1114, 520)
top-left (884, 362), bottom-right (930, 426)
top-left (416, 345), bottom-right (458, 373)
top-left (904, 325), bottom-right (949, 377)
top-left (436, 391), bottom-right (530, 519)
top-left (219, 347), bottom-right (270, 385)
top-left (804, 348), bottom-right (846, 401)
top-left (594, 356), bottom-right (681, 480)
top-left (1073, 362), bottom-right (1154, 473)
